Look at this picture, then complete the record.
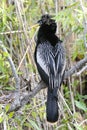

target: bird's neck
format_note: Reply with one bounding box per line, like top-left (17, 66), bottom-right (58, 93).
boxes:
top-left (37, 25), bottom-right (61, 47)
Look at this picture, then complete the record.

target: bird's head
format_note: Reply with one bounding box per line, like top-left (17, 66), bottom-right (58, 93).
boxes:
top-left (37, 14), bottom-right (57, 33)
top-left (38, 14), bottom-right (55, 25)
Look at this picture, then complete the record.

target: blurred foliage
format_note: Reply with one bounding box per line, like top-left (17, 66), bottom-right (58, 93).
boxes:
top-left (55, 1), bottom-right (86, 60)
top-left (0, 51), bottom-right (10, 87)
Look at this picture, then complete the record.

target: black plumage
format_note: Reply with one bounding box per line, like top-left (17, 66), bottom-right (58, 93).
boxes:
top-left (34, 14), bottom-right (66, 123)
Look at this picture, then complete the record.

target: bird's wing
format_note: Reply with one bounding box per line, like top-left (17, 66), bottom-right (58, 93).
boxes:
top-left (36, 41), bottom-right (53, 77)
top-left (49, 43), bottom-right (66, 91)
top-left (36, 41), bottom-right (66, 90)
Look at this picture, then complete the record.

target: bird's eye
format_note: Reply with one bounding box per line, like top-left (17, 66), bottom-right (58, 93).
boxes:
top-left (42, 15), bottom-right (50, 22)
top-left (42, 15), bottom-right (46, 22)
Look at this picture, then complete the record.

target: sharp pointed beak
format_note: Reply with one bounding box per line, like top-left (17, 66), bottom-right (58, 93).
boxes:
top-left (31, 23), bottom-right (39, 28)
top-left (37, 20), bottom-right (43, 25)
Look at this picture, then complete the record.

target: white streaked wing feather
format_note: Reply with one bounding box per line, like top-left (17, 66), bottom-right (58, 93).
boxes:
top-left (36, 41), bottom-right (66, 89)
top-left (36, 50), bottom-right (49, 76)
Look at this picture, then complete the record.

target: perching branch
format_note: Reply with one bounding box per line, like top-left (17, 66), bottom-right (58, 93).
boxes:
top-left (65, 56), bottom-right (87, 78)
top-left (9, 81), bottom-right (47, 112)
top-left (75, 65), bottom-right (87, 76)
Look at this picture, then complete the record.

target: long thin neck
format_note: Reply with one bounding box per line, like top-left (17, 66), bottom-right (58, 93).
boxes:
top-left (37, 25), bottom-right (61, 46)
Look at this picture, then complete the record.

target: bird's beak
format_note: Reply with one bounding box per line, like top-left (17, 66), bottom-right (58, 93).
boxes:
top-left (31, 23), bottom-right (39, 28)
top-left (37, 20), bottom-right (43, 25)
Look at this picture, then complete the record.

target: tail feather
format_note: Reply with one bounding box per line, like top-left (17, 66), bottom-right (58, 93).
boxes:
top-left (46, 88), bottom-right (59, 123)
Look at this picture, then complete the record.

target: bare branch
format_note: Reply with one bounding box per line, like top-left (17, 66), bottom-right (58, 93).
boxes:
top-left (65, 56), bottom-right (87, 78)
top-left (9, 81), bottom-right (47, 112)
top-left (75, 65), bottom-right (87, 76)
top-left (0, 25), bottom-right (38, 35)
top-left (0, 41), bottom-right (20, 106)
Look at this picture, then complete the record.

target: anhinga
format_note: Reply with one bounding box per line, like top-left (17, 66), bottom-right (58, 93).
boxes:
top-left (34, 14), bottom-right (66, 123)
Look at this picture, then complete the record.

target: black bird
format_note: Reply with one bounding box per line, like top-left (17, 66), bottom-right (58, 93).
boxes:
top-left (34, 14), bottom-right (66, 123)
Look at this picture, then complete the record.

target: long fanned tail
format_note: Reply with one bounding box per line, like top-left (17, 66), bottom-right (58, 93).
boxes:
top-left (46, 44), bottom-right (65, 123)
top-left (46, 87), bottom-right (59, 123)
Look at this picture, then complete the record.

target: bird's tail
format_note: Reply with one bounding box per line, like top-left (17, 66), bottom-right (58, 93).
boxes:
top-left (46, 87), bottom-right (59, 123)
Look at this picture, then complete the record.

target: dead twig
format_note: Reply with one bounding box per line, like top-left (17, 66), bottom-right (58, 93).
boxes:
top-left (0, 41), bottom-right (20, 108)
top-left (9, 81), bottom-right (46, 112)
top-left (0, 25), bottom-right (38, 35)
top-left (65, 56), bottom-right (87, 78)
